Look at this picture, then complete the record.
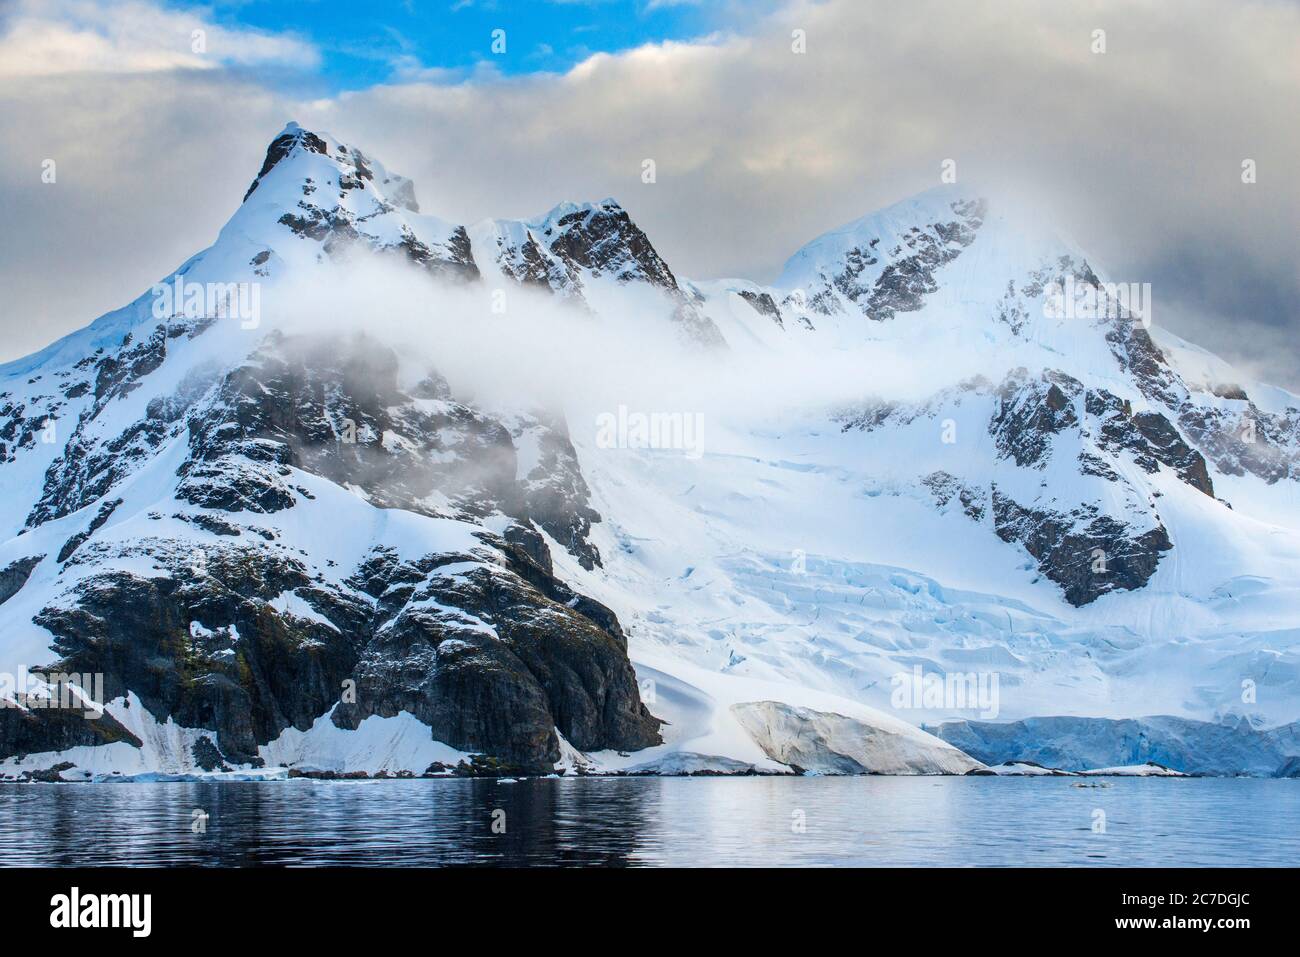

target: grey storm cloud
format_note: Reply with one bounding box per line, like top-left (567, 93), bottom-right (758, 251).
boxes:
top-left (1, 0), bottom-right (1296, 384)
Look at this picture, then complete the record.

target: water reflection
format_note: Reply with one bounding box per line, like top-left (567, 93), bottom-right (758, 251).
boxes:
top-left (0, 777), bottom-right (1296, 867)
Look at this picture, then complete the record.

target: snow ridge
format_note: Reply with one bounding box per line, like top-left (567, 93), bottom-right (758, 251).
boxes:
top-left (3, 124), bottom-right (1300, 779)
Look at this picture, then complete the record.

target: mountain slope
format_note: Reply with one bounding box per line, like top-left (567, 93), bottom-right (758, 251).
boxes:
top-left (2, 125), bottom-right (1299, 779)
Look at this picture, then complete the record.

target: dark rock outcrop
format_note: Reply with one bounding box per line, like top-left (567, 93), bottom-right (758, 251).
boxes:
top-left (802, 198), bottom-right (985, 320)
top-left (737, 289), bottom-right (783, 327)
top-left (244, 124), bottom-right (328, 203)
top-left (0, 555), bottom-right (42, 606)
top-left (56, 498), bottom-right (122, 563)
top-left (26, 319), bottom-right (216, 529)
top-left (992, 372), bottom-right (1078, 468)
top-left (0, 700), bottom-right (141, 759)
top-left (540, 200), bottom-right (678, 291)
top-left (179, 332), bottom-right (603, 566)
top-left (3, 322), bottom-right (658, 772)
top-left (992, 490), bottom-right (1172, 606)
top-left (334, 546), bottom-right (659, 770)
top-left (842, 366), bottom-right (1213, 605)
top-left (16, 531), bottom-right (657, 772)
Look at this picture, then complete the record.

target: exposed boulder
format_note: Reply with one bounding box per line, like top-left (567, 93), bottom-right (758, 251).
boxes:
top-left (732, 700), bottom-right (981, 775)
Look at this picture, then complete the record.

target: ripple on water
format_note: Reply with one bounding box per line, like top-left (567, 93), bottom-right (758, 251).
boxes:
top-left (0, 776), bottom-right (1295, 867)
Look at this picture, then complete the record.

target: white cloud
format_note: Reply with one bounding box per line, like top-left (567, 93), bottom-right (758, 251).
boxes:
top-left (1, 0), bottom-right (1297, 385)
top-left (0, 0), bottom-right (319, 77)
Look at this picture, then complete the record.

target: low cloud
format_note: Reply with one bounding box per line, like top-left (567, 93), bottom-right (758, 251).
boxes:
top-left (1, 0), bottom-right (1296, 386)
top-left (0, 0), bottom-right (319, 76)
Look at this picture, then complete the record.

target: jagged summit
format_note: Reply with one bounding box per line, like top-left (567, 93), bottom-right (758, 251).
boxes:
top-left (777, 186), bottom-right (988, 305)
top-left (230, 123), bottom-right (722, 341)
top-left (689, 183), bottom-right (1109, 354)
top-left (529, 197), bottom-right (624, 223)
top-left (777, 184), bottom-right (987, 278)
top-left (2, 124), bottom-right (1300, 781)
top-left (242, 122), bottom-right (325, 204)
top-left (242, 121), bottom-right (421, 213)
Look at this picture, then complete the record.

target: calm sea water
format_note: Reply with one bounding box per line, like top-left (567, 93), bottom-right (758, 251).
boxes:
top-left (1, 776), bottom-right (1295, 867)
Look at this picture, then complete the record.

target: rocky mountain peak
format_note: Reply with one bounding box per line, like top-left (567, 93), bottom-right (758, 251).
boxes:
top-left (4, 128), bottom-right (1300, 780)
top-left (774, 186), bottom-right (989, 319)
top-left (243, 122), bottom-right (329, 203)
top-left (525, 197), bottom-right (679, 291)
top-left (242, 122), bottom-right (420, 213)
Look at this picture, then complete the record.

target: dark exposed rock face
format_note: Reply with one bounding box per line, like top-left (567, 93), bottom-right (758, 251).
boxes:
top-left (0, 704), bottom-right (141, 760)
top-left (191, 735), bottom-right (231, 772)
top-left (818, 243), bottom-right (878, 313)
top-left (841, 365), bottom-right (1216, 606)
top-left (992, 372), bottom-right (1078, 468)
top-left (737, 289), bottom-right (784, 327)
top-left (244, 125), bottom-right (328, 203)
top-left (488, 227), bottom-right (584, 295)
top-left (395, 224), bottom-right (480, 283)
top-left (333, 544), bottom-right (659, 769)
top-left (21, 532), bottom-right (657, 772)
top-left (1105, 316), bottom-right (1181, 407)
top-left (20, 320), bottom-right (604, 569)
top-left (863, 200), bottom-right (983, 320)
top-left (921, 472), bottom-right (986, 522)
top-left (0, 397), bottom-right (50, 464)
top-left (989, 368), bottom-right (1214, 494)
top-left (276, 210), bottom-right (480, 283)
top-left (1129, 411), bottom-right (1214, 495)
top-left (513, 414), bottom-right (604, 570)
top-left (248, 127), bottom-right (725, 346)
top-left (2, 319), bottom-right (656, 772)
top-left (32, 550), bottom-right (360, 765)
top-left (992, 491), bottom-right (1172, 606)
top-left (1178, 400), bottom-right (1300, 485)
top-left (178, 331), bottom-right (603, 567)
top-left (539, 201), bottom-right (679, 291)
top-left (803, 198), bottom-right (986, 320)
top-left (1101, 312), bottom-right (1300, 486)
top-left (521, 200), bottom-right (725, 346)
top-left (0, 556), bottom-right (42, 606)
top-left (984, 371), bottom-right (1203, 604)
top-left (26, 318), bottom-right (217, 529)
top-left (260, 127), bottom-right (480, 283)
top-left (56, 499), bottom-right (122, 563)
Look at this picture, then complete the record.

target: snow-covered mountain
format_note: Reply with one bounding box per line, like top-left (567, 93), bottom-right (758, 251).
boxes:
top-left (2, 123), bottom-right (1298, 780)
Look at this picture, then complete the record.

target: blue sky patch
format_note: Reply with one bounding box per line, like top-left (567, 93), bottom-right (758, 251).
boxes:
top-left (205, 0), bottom-right (753, 91)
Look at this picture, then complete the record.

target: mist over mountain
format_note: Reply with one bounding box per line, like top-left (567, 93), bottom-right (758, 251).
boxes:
top-left (2, 124), bottom-right (1299, 782)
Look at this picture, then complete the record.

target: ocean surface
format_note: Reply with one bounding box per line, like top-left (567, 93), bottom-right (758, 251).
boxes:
top-left (1, 776), bottom-right (1296, 867)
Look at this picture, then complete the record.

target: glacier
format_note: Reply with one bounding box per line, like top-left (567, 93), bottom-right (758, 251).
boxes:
top-left (2, 122), bottom-right (1299, 780)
